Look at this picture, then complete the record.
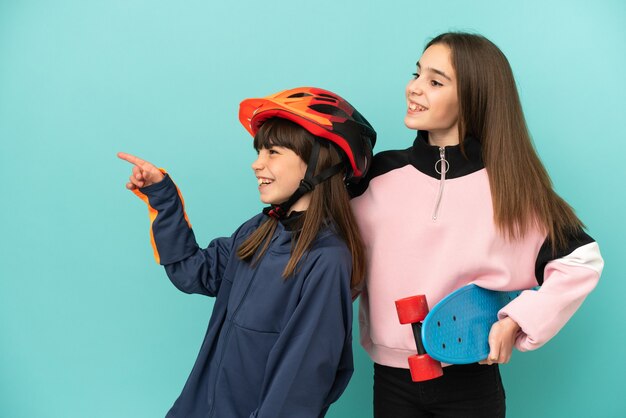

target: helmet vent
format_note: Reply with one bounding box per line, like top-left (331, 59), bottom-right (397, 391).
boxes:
top-left (309, 104), bottom-right (350, 118)
top-left (315, 97), bottom-right (338, 104)
top-left (287, 92), bottom-right (313, 98)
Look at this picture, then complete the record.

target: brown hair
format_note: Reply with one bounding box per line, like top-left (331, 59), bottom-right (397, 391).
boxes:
top-left (236, 118), bottom-right (366, 288)
top-left (426, 32), bottom-right (583, 251)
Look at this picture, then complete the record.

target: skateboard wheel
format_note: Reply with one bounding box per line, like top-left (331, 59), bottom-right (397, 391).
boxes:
top-left (395, 295), bottom-right (429, 324)
top-left (407, 354), bottom-right (443, 382)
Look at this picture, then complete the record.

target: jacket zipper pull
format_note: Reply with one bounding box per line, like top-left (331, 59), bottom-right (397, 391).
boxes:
top-left (432, 147), bottom-right (448, 221)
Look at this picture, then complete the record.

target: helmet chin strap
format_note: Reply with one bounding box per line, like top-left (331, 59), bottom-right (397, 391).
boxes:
top-left (263, 140), bottom-right (344, 220)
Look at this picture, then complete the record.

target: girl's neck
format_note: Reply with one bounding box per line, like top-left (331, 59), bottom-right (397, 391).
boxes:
top-left (427, 130), bottom-right (460, 148)
top-left (288, 194), bottom-right (311, 214)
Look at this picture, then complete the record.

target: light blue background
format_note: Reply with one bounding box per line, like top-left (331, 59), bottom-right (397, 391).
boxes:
top-left (1, 1), bottom-right (624, 417)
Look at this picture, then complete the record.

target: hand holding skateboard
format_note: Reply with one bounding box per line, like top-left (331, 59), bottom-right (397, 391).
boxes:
top-left (396, 284), bottom-right (530, 381)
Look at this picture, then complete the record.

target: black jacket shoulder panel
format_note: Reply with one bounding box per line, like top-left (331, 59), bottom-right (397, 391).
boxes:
top-left (348, 146), bottom-right (413, 198)
top-left (534, 228), bottom-right (595, 285)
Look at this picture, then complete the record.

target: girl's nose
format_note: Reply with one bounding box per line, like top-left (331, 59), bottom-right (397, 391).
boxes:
top-left (251, 153), bottom-right (264, 171)
top-left (407, 78), bottom-right (423, 96)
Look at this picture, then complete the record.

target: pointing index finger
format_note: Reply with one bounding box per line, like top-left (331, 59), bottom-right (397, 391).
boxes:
top-left (117, 152), bottom-right (146, 166)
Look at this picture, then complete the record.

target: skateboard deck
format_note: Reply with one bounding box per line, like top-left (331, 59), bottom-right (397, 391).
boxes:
top-left (421, 284), bottom-right (527, 364)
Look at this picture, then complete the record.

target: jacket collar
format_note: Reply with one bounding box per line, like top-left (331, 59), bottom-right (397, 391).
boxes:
top-left (266, 212), bottom-right (334, 254)
top-left (280, 210), bottom-right (304, 232)
top-left (410, 131), bottom-right (484, 179)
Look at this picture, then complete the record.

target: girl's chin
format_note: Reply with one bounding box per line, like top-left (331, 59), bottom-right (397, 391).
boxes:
top-left (260, 197), bottom-right (284, 206)
top-left (404, 117), bottom-right (424, 130)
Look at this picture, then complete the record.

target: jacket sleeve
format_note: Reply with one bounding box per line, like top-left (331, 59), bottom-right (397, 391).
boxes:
top-left (498, 229), bottom-right (604, 351)
top-left (133, 173), bottom-right (237, 296)
top-left (250, 251), bottom-right (354, 418)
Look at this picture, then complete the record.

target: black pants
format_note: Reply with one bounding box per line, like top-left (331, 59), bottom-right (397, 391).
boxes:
top-left (374, 363), bottom-right (505, 418)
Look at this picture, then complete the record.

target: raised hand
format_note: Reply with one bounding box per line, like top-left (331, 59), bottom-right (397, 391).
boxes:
top-left (117, 152), bottom-right (165, 190)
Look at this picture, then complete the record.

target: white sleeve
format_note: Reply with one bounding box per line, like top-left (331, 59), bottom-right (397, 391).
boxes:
top-left (498, 242), bottom-right (603, 351)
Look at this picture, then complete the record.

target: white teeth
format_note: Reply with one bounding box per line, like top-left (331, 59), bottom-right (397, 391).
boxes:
top-left (257, 178), bottom-right (272, 186)
top-left (409, 103), bottom-right (426, 112)
top-left (409, 103), bottom-right (417, 111)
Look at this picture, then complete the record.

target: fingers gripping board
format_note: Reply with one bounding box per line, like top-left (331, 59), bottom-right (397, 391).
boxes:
top-left (421, 284), bottom-right (524, 364)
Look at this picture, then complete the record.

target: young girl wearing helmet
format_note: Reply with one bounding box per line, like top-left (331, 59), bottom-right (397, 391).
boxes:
top-left (350, 33), bottom-right (604, 417)
top-left (118, 87), bottom-right (376, 418)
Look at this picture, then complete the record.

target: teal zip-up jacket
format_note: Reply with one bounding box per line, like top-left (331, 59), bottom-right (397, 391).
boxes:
top-left (134, 174), bottom-right (354, 418)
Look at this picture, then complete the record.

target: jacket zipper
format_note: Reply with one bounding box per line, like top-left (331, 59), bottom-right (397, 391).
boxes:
top-left (208, 226), bottom-right (289, 416)
top-left (432, 147), bottom-right (448, 221)
top-left (208, 249), bottom-right (265, 417)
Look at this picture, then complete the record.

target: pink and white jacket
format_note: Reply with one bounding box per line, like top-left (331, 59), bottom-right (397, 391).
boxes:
top-left (349, 132), bottom-right (603, 369)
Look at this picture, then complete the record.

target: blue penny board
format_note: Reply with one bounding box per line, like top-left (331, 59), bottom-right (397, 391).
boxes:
top-left (422, 284), bottom-right (524, 364)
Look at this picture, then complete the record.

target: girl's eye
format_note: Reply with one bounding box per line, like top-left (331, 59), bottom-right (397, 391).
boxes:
top-left (412, 72), bottom-right (420, 79)
top-left (430, 80), bottom-right (443, 87)
top-left (268, 149), bottom-right (279, 155)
